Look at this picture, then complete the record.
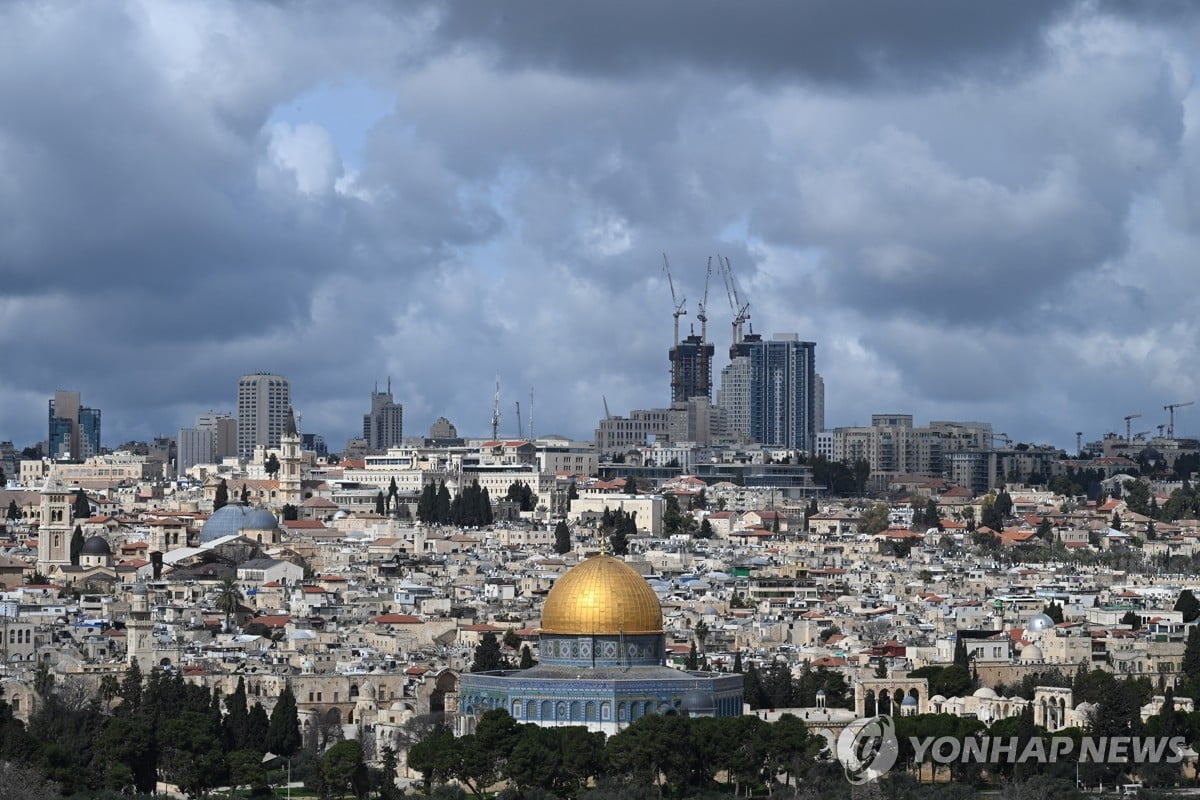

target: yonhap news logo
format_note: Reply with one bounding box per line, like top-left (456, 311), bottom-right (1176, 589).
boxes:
top-left (837, 716), bottom-right (899, 785)
top-left (835, 718), bottom-right (1187, 785)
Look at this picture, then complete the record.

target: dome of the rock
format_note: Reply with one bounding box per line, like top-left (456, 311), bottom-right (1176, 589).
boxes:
top-left (540, 555), bottom-right (663, 635)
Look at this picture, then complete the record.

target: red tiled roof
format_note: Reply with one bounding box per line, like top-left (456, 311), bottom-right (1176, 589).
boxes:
top-left (370, 614), bottom-right (423, 625)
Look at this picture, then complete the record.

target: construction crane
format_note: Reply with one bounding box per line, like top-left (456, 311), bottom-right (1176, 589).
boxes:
top-left (1134, 430), bottom-right (1151, 441)
top-left (1158, 424), bottom-right (1167, 438)
top-left (992, 433), bottom-right (1012, 447)
top-left (528, 388), bottom-right (534, 441)
top-left (662, 253), bottom-right (687, 402)
top-left (491, 378), bottom-right (501, 441)
top-left (1165, 401), bottom-right (1194, 439)
top-left (697, 257), bottom-right (713, 398)
top-left (1123, 413), bottom-right (1141, 444)
top-left (718, 255), bottom-right (751, 353)
top-left (603, 395), bottom-right (612, 420)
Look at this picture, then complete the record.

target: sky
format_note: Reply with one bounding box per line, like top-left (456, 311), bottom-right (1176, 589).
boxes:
top-left (3, 1), bottom-right (1200, 453)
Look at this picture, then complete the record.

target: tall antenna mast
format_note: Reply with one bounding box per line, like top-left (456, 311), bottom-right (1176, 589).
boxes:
top-left (529, 387), bottom-right (534, 441)
top-left (515, 401), bottom-right (523, 439)
top-left (491, 378), bottom-right (501, 440)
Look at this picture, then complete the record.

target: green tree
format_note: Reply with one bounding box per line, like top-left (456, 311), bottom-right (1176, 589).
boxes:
top-left (214, 478), bottom-right (229, 512)
top-left (1120, 610), bottom-right (1141, 630)
top-left (861, 502), bottom-right (891, 535)
top-left (264, 453), bottom-right (281, 478)
top-left (1176, 590), bottom-right (1200, 623)
top-left (519, 645), bottom-right (536, 669)
top-left (240, 484), bottom-right (251, 504)
top-left (697, 518), bottom-right (713, 539)
top-left (663, 494), bottom-right (685, 535)
top-left (767, 713), bottom-right (818, 789)
top-left (1123, 479), bottom-right (1150, 516)
top-left (69, 525), bottom-right (84, 566)
top-left (216, 576), bottom-right (243, 632)
top-left (471, 632), bottom-right (508, 672)
top-left (374, 491), bottom-right (386, 515)
top-left (5, 500), bottom-right (18, 521)
top-left (72, 488), bottom-right (90, 520)
top-left (435, 481), bottom-right (452, 523)
top-left (554, 520), bottom-right (571, 555)
top-left (1183, 627), bottom-right (1200, 682)
top-left (624, 474), bottom-right (639, 495)
top-left (323, 739), bottom-right (368, 799)
top-left (1043, 601), bottom-right (1064, 624)
top-left (266, 685), bottom-right (302, 757)
top-left (408, 725), bottom-right (456, 793)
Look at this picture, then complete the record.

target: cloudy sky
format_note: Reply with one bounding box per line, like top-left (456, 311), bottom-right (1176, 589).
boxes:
top-left (3, 1), bottom-right (1200, 453)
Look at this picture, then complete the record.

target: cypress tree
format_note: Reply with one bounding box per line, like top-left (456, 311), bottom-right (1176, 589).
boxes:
top-left (435, 482), bottom-right (451, 524)
top-left (214, 479), bottom-right (229, 512)
top-left (267, 685), bottom-right (302, 756)
top-left (519, 645), bottom-right (535, 669)
top-left (224, 676), bottom-right (249, 751)
top-left (953, 635), bottom-right (969, 667)
top-left (417, 482), bottom-right (436, 523)
top-left (69, 525), bottom-right (85, 565)
top-left (554, 520), bottom-right (571, 554)
top-left (374, 491), bottom-right (386, 515)
top-left (72, 488), bottom-right (91, 519)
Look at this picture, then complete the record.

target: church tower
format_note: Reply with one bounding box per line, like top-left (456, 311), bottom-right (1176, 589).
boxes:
top-left (279, 407), bottom-right (302, 508)
top-left (36, 468), bottom-right (73, 570)
top-left (126, 582), bottom-right (154, 669)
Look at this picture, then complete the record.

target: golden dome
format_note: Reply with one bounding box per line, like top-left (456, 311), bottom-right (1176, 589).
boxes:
top-left (540, 555), bottom-right (663, 635)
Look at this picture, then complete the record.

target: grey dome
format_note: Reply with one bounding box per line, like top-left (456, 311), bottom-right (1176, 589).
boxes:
top-left (80, 536), bottom-right (112, 556)
top-left (902, 694), bottom-right (919, 706)
top-left (1027, 613), bottom-right (1055, 633)
top-left (201, 504), bottom-right (278, 543)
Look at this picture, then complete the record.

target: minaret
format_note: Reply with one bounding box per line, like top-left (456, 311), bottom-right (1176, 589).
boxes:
top-left (36, 467), bottom-right (73, 571)
top-left (279, 406), bottom-right (302, 507)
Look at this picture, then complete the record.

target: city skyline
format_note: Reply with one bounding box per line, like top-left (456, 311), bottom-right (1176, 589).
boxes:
top-left (3, 3), bottom-right (1200, 451)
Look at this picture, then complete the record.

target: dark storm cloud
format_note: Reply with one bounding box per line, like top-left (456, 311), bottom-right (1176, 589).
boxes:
top-left (2, 0), bottom-right (1200, 453)
top-left (431, 1), bottom-right (1071, 86)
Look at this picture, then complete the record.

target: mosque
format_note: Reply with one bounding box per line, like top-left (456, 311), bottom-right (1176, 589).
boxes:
top-left (455, 553), bottom-right (744, 735)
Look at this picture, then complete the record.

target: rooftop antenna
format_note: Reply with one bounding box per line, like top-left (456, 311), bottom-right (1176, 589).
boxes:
top-left (515, 401), bottom-right (523, 439)
top-left (491, 378), bottom-right (501, 441)
top-left (529, 387), bottom-right (534, 441)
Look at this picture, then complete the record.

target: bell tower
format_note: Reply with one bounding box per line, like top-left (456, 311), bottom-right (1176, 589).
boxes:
top-left (36, 468), bottom-right (73, 570)
top-left (279, 407), bottom-right (302, 507)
